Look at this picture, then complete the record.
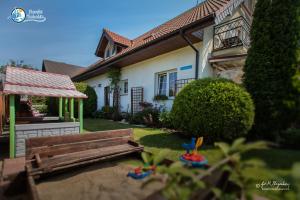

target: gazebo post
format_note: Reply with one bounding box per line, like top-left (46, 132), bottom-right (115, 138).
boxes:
top-left (59, 97), bottom-right (63, 119)
top-left (9, 95), bottom-right (15, 158)
top-left (64, 98), bottom-right (69, 121)
top-left (79, 99), bottom-right (83, 133)
top-left (70, 98), bottom-right (74, 121)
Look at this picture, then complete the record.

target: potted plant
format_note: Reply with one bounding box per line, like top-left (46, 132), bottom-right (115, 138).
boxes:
top-left (153, 94), bottom-right (168, 101)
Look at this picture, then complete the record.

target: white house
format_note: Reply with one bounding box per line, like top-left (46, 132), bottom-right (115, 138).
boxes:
top-left (73, 0), bottom-right (255, 114)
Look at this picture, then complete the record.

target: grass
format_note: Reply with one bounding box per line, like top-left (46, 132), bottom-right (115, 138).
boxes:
top-left (84, 118), bottom-right (300, 200)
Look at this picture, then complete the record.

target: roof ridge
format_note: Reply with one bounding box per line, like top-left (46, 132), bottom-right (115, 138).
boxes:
top-left (43, 59), bottom-right (84, 68)
top-left (7, 66), bottom-right (70, 78)
top-left (133, 0), bottom-right (208, 41)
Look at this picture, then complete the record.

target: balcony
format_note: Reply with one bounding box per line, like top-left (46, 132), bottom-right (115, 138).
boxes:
top-left (213, 16), bottom-right (250, 51)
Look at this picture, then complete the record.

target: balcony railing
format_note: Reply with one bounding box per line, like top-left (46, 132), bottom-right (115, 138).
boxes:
top-left (213, 16), bottom-right (250, 51)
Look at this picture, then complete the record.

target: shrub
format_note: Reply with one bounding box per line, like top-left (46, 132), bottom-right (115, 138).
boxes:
top-left (159, 110), bottom-right (173, 128)
top-left (92, 110), bottom-right (104, 118)
top-left (139, 101), bottom-right (153, 109)
top-left (74, 82), bottom-right (97, 117)
top-left (171, 78), bottom-right (254, 142)
top-left (280, 128), bottom-right (300, 149)
top-left (32, 105), bottom-right (48, 114)
top-left (30, 96), bottom-right (47, 105)
top-left (101, 106), bottom-right (114, 119)
top-left (129, 107), bottom-right (160, 126)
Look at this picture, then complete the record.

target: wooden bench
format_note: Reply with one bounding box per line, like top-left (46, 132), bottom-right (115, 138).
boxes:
top-left (25, 128), bottom-right (143, 177)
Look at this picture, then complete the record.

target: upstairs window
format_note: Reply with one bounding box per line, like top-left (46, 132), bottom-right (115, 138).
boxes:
top-left (104, 41), bottom-right (117, 59)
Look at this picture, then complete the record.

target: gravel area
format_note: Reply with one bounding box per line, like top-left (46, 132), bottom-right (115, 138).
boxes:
top-left (37, 160), bottom-right (163, 200)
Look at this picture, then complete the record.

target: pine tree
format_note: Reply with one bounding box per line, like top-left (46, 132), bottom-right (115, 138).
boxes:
top-left (243, 0), bottom-right (300, 139)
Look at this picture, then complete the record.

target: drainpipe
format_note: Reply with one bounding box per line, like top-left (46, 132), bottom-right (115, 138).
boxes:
top-left (180, 30), bottom-right (199, 80)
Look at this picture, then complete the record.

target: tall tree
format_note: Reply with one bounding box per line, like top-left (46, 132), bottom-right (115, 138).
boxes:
top-left (243, 0), bottom-right (300, 139)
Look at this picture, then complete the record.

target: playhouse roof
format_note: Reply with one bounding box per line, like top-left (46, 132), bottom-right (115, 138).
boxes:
top-left (3, 67), bottom-right (87, 98)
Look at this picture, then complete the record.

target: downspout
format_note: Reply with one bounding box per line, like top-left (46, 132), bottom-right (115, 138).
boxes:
top-left (180, 29), bottom-right (199, 80)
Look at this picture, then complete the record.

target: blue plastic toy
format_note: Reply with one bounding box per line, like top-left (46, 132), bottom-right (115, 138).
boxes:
top-left (182, 137), bottom-right (196, 154)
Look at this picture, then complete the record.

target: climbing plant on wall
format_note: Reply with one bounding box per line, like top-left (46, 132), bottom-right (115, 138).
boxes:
top-left (107, 68), bottom-right (121, 120)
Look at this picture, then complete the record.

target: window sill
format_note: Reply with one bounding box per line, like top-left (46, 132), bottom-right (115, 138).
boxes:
top-left (120, 93), bottom-right (128, 96)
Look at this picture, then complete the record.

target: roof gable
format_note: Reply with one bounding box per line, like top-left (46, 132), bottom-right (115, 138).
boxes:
top-left (95, 29), bottom-right (132, 57)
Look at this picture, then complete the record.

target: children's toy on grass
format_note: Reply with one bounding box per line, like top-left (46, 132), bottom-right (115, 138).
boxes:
top-left (180, 137), bottom-right (208, 167)
top-left (127, 165), bottom-right (156, 179)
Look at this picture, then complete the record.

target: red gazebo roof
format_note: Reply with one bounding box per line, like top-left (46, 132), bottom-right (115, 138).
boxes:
top-left (3, 67), bottom-right (87, 98)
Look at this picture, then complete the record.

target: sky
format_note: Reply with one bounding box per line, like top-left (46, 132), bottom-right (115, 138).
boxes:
top-left (0, 0), bottom-right (200, 69)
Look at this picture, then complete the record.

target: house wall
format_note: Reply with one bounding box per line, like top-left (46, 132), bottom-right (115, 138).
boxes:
top-left (86, 28), bottom-right (214, 112)
top-left (85, 6), bottom-right (248, 113)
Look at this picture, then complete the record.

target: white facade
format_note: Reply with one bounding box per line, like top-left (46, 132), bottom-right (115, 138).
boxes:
top-left (84, 5), bottom-right (251, 113)
top-left (86, 26), bottom-right (214, 112)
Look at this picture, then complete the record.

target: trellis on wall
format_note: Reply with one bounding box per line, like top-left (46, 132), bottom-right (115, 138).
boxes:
top-left (131, 87), bottom-right (143, 115)
top-left (175, 78), bottom-right (194, 95)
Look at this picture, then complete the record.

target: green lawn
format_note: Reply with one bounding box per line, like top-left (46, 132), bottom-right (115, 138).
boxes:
top-left (84, 118), bottom-right (300, 200)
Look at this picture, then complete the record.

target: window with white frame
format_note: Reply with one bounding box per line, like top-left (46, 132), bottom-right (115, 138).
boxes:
top-left (104, 41), bottom-right (117, 59)
top-left (156, 70), bottom-right (177, 97)
top-left (120, 79), bottom-right (128, 95)
top-left (169, 71), bottom-right (177, 97)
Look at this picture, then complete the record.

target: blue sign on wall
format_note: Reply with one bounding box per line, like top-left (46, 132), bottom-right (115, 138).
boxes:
top-left (180, 65), bottom-right (192, 71)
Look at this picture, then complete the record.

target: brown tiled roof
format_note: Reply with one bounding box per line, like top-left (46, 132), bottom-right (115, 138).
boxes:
top-left (76, 0), bottom-right (231, 78)
top-left (104, 29), bottom-right (132, 47)
top-left (42, 59), bottom-right (86, 78)
top-left (4, 67), bottom-right (87, 98)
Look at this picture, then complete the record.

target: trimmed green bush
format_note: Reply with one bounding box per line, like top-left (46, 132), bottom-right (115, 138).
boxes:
top-left (171, 78), bottom-right (254, 142)
top-left (74, 82), bottom-right (97, 117)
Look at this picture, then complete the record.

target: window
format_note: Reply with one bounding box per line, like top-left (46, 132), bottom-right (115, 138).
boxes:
top-left (156, 70), bottom-right (177, 97)
top-left (104, 41), bottom-right (117, 59)
top-left (158, 73), bottom-right (167, 96)
top-left (169, 71), bottom-right (177, 97)
top-left (124, 81), bottom-right (128, 94)
top-left (120, 80), bottom-right (128, 95)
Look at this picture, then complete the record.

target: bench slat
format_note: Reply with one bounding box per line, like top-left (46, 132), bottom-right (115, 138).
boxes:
top-left (26, 128), bottom-right (133, 148)
top-left (28, 136), bottom-right (131, 159)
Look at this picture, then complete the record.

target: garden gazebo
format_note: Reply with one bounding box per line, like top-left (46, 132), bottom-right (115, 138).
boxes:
top-left (3, 67), bottom-right (87, 158)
